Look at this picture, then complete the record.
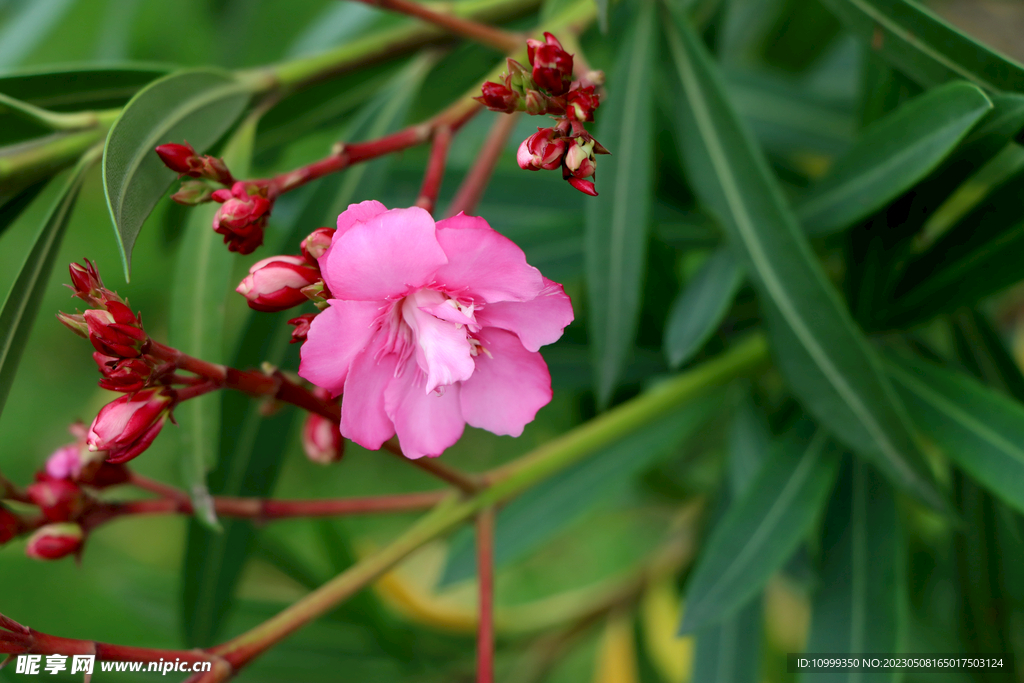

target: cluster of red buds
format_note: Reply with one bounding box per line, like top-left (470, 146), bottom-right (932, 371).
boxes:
top-left (477, 33), bottom-right (609, 195)
top-left (156, 143), bottom-right (274, 255)
top-left (1, 425), bottom-right (131, 561)
top-left (58, 261), bottom-right (179, 463)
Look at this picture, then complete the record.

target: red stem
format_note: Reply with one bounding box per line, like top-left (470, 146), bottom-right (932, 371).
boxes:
top-left (446, 111), bottom-right (521, 217)
top-left (113, 491), bottom-right (445, 520)
top-left (415, 124), bottom-right (453, 214)
top-left (350, 0), bottom-right (522, 53)
top-left (476, 506), bottom-right (495, 683)
top-left (266, 97), bottom-right (481, 195)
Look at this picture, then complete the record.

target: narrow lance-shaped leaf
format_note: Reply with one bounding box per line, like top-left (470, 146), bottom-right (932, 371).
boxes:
top-left (663, 5), bottom-right (944, 510)
top-left (664, 246), bottom-right (743, 368)
top-left (103, 69), bottom-right (252, 278)
top-left (0, 146), bottom-right (99, 421)
top-left (885, 352), bottom-right (1024, 516)
top-left (168, 115), bottom-right (257, 528)
top-left (802, 457), bottom-right (903, 682)
top-left (687, 396), bottom-right (769, 683)
top-left (586, 0), bottom-right (657, 408)
top-left (819, 0), bottom-right (1024, 93)
top-left (679, 424), bottom-right (840, 633)
top-left (442, 394), bottom-right (722, 585)
top-left (796, 81), bottom-right (991, 236)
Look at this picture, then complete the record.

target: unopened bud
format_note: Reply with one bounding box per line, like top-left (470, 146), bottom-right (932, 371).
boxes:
top-left (26, 523), bottom-right (83, 561)
top-left (506, 59), bottom-right (532, 94)
top-left (26, 479), bottom-right (85, 522)
top-left (564, 137), bottom-right (597, 178)
top-left (94, 353), bottom-right (152, 392)
top-left (523, 90), bottom-right (551, 116)
top-left (517, 128), bottom-right (566, 171)
top-left (171, 180), bottom-right (214, 206)
top-left (236, 255), bottom-right (320, 312)
top-left (300, 227), bottom-right (335, 263)
top-left (87, 389), bottom-right (174, 464)
top-left (288, 313), bottom-right (317, 344)
top-left (529, 33), bottom-right (573, 96)
top-left (0, 505), bottom-right (21, 545)
top-left (566, 86), bottom-right (600, 122)
top-left (212, 182), bottom-right (272, 254)
top-left (68, 260), bottom-right (105, 303)
top-left (155, 142), bottom-right (198, 175)
top-left (476, 80), bottom-right (521, 114)
top-left (83, 301), bottom-right (148, 359)
top-left (302, 406), bottom-right (343, 465)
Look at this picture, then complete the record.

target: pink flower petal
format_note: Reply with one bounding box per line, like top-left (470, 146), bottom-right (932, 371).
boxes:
top-left (322, 207), bottom-right (447, 301)
top-left (401, 290), bottom-right (475, 394)
top-left (335, 200), bottom-right (388, 238)
top-left (385, 361), bottom-right (465, 459)
top-left (459, 328), bottom-right (552, 437)
top-left (298, 299), bottom-right (382, 396)
top-left (433, 213), bottom-right (544, 303)
top-left (341, 337), bottom-right (398, 450)
top-left (476, 278), bottom-right (573, 352)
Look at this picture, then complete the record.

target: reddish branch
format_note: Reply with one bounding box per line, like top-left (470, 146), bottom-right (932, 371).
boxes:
top-left (476, 507), bottom-right (496, 683)
top-left (415, 124), bottom-right (453, 214)
top-left (350, 0), bottom-right (523, 53)
top-left (447, 112), bottom-right (521, 217)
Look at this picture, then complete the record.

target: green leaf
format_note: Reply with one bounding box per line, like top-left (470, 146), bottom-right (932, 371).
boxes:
top-left (679, 424), bottom-right (840, 633)
top-left (0, 64), bottom-right (167, 111)
top-left (663, 246), bottom-right (743, 369)
top-left (663, 5), bottom-right (944, 510)
top-left (586, 0), bottom-right (657, 407)
top-left (0, 179), bottom-right (46, 240)
top-left (796, 81), bottom-right (991, 235)
top-left (950, 308), bottom-right (1024, 402)
top-left (168, 114), bottom-right (257, 529)
top-left (802, 457), bottom-right (903, 681)
top-left (0, 146), bottom-right (98, 421)
top-left (885, 352), bottom-right (1024, 517)
top-left (818, 0), bottom-right (1024, 92)
top-left (441, 393), bottom-right (722, 585)
top-left (727, 393), bottom-right (771, 497)
top-left (885, 175), bottom-right (1024, 327)
top-left (102, 68), bottom-right (251, 278)
top-left (690, 598), bottom-right (763, 683)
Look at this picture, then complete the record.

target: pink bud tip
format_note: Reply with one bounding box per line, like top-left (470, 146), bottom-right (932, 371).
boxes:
top-left (87, 389), bottom-right (173, 464)
top-left (300, 227), bottom-right (336, 263)
top-left (236, 255), bottom-right (320, 312)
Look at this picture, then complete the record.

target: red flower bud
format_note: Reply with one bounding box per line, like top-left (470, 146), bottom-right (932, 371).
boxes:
top-left (68, 259), bottom-right (105, 303)
top-left (567, 177), bottom-right (598, 196)
top-left (236, 255), bottom-right (320, 312)
top-left (300, 227), bottom-right (336, 263)
top-left (83, 302), bottom-right (148, 359)
top-left (26, 480), bottom-right (85, 522)
top-left (212, 182), bottom-right (272, 254)
top-left (0, 506), bottom-right (21, 545)
top-left (476, 80), bottom-right (520, 113)
top-left (26, 523), bottom-right (83, 561)
top-left (288, 313), bottom-right (317, 344)
top-left (302, 411), bottom-right (344, 465)
top-left (87, 389), bottom-right (174, 464)
top-left (566, 86), bottom-right (600, 122)
top-left (94, 353), bottom-right (152, 392)
top-left (155, 142), bottom-right (198, 175)
top-left (529, 33), bottom-right (573, 96)
top-left (517, 128), bottom-right (567, 171)
top-left (45, 445), bottom-right (84, 480)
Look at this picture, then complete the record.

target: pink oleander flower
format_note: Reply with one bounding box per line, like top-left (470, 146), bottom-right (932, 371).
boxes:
top-left (87, 389), bottom-right (174, 463)
top-left (236, 255), bottom-right (320, 312)
top-left (298, 201), bottom-right (574, 459)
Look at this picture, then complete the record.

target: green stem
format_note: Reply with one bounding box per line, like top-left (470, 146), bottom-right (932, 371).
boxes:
top-left (205, 334), bottom-right (770, 677)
